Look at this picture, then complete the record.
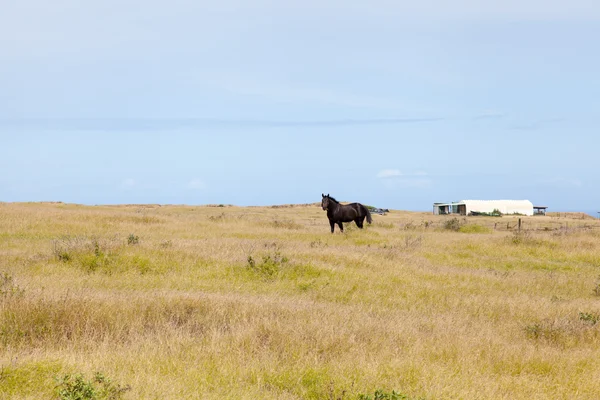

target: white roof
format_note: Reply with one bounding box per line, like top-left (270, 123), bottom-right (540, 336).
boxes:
top-left (459, 200), bottom-right (533, 207)
top-left (458, 200), bottom-right (534, 215)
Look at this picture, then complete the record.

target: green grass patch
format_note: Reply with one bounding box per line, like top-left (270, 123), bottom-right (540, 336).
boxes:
top-left (258, 367), bottom-right (335, 400)
top-left (0, 360), bottom-right (63, 398)
top-left (55, 371), bottom-right (131, 400)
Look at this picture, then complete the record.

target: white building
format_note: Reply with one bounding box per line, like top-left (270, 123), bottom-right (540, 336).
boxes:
top-left (433, 200), bottom-right (534, 216)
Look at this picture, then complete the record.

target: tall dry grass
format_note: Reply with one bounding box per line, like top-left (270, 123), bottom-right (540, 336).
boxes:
top-left (1, 202), bottom-right (600, 399)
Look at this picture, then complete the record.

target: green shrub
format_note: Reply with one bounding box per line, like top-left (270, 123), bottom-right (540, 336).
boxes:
top-left (470, 209), bottom-right (502, 217)
top-left (127, 234), bottom-right (139, 245)
top-left (55, 372), bottom-right (130, 400)
top-left (246, 252), bottom-right (289, 280)
top-left (579, 312), bottom-right (599, 326)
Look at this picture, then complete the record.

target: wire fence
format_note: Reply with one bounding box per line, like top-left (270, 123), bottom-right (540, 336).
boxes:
top-left (395, 215), bottom-right (600, 233)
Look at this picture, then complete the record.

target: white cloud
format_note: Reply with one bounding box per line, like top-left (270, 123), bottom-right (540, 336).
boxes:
top-left (187, 179), bottom-right (206, 190)
top-left (377, 169), bottom-right (404, 179)
top-left (377, 169), bottom-right (428, 179)
top-left (377, 169), bottom-right (431, 189)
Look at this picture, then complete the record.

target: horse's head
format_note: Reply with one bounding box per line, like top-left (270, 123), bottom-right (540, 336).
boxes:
top-left (321, 193), bottom-right (330, 210)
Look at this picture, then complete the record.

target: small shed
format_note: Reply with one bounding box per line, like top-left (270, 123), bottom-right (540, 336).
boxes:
top-left (533, 206), bottom-right (548, 216)
top-left (432, 203), bottom-right (452, 215)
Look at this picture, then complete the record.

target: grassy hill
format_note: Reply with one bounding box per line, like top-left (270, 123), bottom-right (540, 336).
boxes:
top-left (1, 202), bottom-right (600, 399)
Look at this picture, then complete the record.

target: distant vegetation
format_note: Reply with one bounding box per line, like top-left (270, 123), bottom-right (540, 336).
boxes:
top-left (469, 208), bottom-right (502, 217)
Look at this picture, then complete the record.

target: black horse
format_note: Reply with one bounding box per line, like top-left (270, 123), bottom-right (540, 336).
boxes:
top-left (321, 193), bottom-right (372, 233)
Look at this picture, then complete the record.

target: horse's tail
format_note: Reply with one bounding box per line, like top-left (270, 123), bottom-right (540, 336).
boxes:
top-left (360, 204), bottom-right (373, 224)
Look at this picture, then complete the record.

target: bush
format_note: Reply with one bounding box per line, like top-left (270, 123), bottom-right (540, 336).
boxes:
top-left (443, 218), bottom-right (462, 231)
top-left (246, 251), bottom-right (289, 280)
top-left (52, 236), bottom-right (121, 264)
top-left (510, 230), bottom-right (534, 245)
top-left (55, 372), bottom-right (130, 400)
top-left (127, 234), bottom-right (139, 245)
top-left (579, 312), bottom-right (599, 326)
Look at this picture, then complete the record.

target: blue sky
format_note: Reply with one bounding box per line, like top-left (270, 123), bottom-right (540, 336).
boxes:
top-left (1, 1), bottom-right (599, 212)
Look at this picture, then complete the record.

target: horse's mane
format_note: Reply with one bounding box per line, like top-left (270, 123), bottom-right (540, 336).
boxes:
top-left (327, 196), bottom-right (339, 204)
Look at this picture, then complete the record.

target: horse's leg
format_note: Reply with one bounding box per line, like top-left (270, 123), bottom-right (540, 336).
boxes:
top-left (329, 219), bottom-right (335, 234)
top-left (337, 222), bottom-right (344, 233)
top-left (355, 217), bottom-right (364, 228)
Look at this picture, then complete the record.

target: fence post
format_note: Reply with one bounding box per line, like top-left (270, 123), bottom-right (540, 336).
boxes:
top-left (518, 218), bottom-right (522, 232)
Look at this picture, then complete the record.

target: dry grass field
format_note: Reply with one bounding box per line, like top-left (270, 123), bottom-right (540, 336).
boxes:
top-left (1, 202), bottom-right (600, 399)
